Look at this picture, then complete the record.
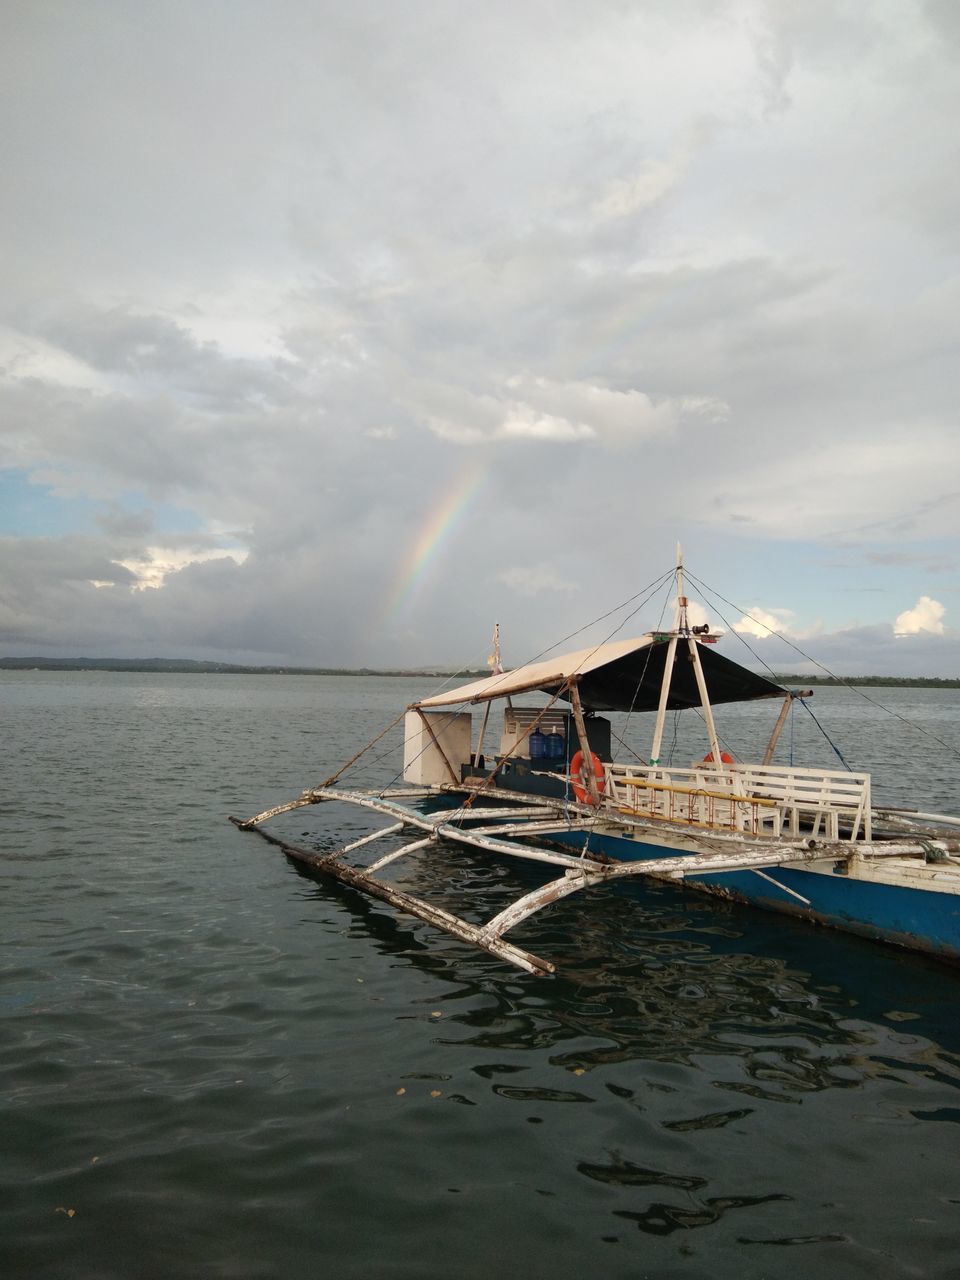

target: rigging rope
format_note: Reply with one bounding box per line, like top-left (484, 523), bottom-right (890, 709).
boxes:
top-left (667, 707), bottom-right (680, 767)
top-left (316, 558), bottom-right (960, 803)
top-left (682, 571), bottom-right (783, 684)
top-left (523, 567), bottom-right (676, 666)
top-left (798, 697), bottom-right (852, 771)
top-left (439, 571), bottom-right (681, 817)
top-left (789, 694), bottom-right (795, 767)
top-left (366, 568), bottom-right (678, 799)
top-left (608, 572), bottom-right (674, 764)
top-left (321, 649), bottom-right (501, 789)
top-left (684, 569), bottom-right (960, 763)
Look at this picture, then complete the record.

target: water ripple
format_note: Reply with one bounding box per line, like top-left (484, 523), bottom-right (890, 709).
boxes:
top-left (3, 674), bottom-right (960, 1279)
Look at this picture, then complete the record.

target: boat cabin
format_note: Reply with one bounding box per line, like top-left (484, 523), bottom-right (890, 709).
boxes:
top-left (404, 617), bottom-right (871, 844)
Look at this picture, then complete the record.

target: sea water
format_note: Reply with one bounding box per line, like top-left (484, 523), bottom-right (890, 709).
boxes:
top-left (2, 673), bottom-right (960, 1280)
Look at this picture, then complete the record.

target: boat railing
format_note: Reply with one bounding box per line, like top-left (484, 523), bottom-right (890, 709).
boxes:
top-left (604, 762), bottom-right (872, 841)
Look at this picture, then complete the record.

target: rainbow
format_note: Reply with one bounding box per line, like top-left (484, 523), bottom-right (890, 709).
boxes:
top-left (384, 463), bottom-right (488, 620)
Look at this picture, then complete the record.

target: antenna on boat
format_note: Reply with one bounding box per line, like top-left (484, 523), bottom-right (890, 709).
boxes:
top-left (675, 543), bottom-right (688, 634)
top-left (474, 621), bottom-right (503, 766)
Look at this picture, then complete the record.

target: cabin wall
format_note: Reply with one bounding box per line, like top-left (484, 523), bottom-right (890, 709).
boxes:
top-left (573, 715), bottom-right (612, 762)
top-left (403, 711), bottom-right (473, 786)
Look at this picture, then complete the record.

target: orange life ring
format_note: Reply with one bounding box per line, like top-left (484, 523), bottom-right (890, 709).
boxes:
top-left (702, 750), bottom-right (734, 764)
top-left (570, 749), bottom-right (606, 804)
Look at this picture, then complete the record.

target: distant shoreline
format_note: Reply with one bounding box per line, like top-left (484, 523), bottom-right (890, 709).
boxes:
top-left (1, 657), bottom-right (957, 687)
top-left (0, 656), bottom-right (491, 678)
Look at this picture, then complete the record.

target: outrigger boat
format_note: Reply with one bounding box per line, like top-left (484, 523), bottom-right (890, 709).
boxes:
top-left (232, 557), bottom-right (960, 975)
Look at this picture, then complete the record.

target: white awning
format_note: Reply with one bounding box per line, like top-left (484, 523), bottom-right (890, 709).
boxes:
top-left (415, 636), bottom-right (656, 708)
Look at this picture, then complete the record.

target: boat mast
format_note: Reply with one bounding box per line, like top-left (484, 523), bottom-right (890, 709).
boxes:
top-left (687, 630), bottom-right (724, 770)
top-left (648, 548), bottom-right (680, 766)
top-left (650, 546), bottom-right (724, 769)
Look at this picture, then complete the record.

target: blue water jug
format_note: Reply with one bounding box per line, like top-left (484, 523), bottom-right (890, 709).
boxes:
top-left (529, 729), bottom-right (548, 760)
top-left (546, 730), bottom-right (565, 762)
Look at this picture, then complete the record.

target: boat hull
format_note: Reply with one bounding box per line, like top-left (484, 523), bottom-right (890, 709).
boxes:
top-left (549, 826), bottom-right (960, 963)
top-left (690, 864), bottom-right (960, 961)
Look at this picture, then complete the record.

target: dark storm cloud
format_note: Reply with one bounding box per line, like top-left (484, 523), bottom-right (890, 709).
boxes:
top-left (27, 305), bottom-right (299, 411)
top-left (0, 1), bottom-right (958, 670)
top-left (94, 505), bottom-right (157, 539)
top-left (0, 536), bottom-right (141, 647)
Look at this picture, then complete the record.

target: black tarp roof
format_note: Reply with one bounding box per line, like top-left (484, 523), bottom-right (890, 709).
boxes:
top-left (563, 638), bottom-right (786, 712)
top-left (417, 634), bottom-right (786, 713)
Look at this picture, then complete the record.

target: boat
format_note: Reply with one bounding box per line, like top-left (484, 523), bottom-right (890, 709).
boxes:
top-left (231, 555), bottom-right (960, 975)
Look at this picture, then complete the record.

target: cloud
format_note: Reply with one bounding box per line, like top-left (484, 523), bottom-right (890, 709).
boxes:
top-left (894, 595), bottom-right (946, 637)
top-left (734, 607), bottom-right (795, 638)
top-left (496, 566), bottom-right (577, 597)
top-left (0, 2), bottom-right (958, 674)
top-left (719, 619), bottom-right (959, 680)
top-left (24, 304), bottom-right (298, 411)
top-left (94, 505), bottom-right (157, 539)
top-left (504, 376), bottom-right (729, 442)
top-left (705, 430), bottom-right (960, 544)
top-left (417, 377), bottom-right (727, 449)
top-left (590, 125), bottom-right (710, 220)
top-left (497, 405), bottom-right (596, 443)
top-left (117, 546), bottom-right (249, 591)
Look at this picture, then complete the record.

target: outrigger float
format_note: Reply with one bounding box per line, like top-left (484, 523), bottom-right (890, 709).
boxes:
top-left (232, 557), bottom-right (960, 975)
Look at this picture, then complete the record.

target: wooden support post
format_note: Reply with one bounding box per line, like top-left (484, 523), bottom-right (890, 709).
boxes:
top-left (762, 691), bottom-right (813, 766)
top-left (462, 686), bottom-right (567, 807)
top-left (762, 694), bottom-right (792, 766)
top-left (687, 636), bottom-right (723, 770)
top-left (475, 701), bottom-right (492, 766)
top-left (649, 634), bottom-right (678, 766)
top-left (568, 679), bottom-right (602, 806)
top-left (416, 708), bottom-right (461, 785)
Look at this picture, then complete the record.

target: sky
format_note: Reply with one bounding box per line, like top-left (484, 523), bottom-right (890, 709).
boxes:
top-left (1, 0), bottom-right (958, 676)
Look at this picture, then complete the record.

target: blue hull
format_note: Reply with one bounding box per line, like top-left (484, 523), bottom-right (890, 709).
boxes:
top-left (553, 830), bottom-right (960, 964)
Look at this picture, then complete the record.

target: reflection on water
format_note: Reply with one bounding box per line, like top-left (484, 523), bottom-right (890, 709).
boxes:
top-left (3, 673), bottom-right (960, 1279)
top-left (286, 835), bottom-right (960, 1258)
top-left (294, 829), bottom-right (957, 1079)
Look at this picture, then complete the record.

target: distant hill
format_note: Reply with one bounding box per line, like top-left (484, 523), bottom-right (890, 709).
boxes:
top-left (0, 656), bottom-right (491, 678)
top-left (772, 673), bottom-right (960, 689)
top-left (0, 657), bottom-right (957, 686)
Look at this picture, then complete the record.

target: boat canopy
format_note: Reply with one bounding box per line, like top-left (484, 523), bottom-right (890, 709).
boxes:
top-left (415, 635), bottom-right (787, 714)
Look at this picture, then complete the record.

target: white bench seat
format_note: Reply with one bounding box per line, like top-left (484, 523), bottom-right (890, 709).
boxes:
top-left (605, 762), bottom-right (872, 841)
